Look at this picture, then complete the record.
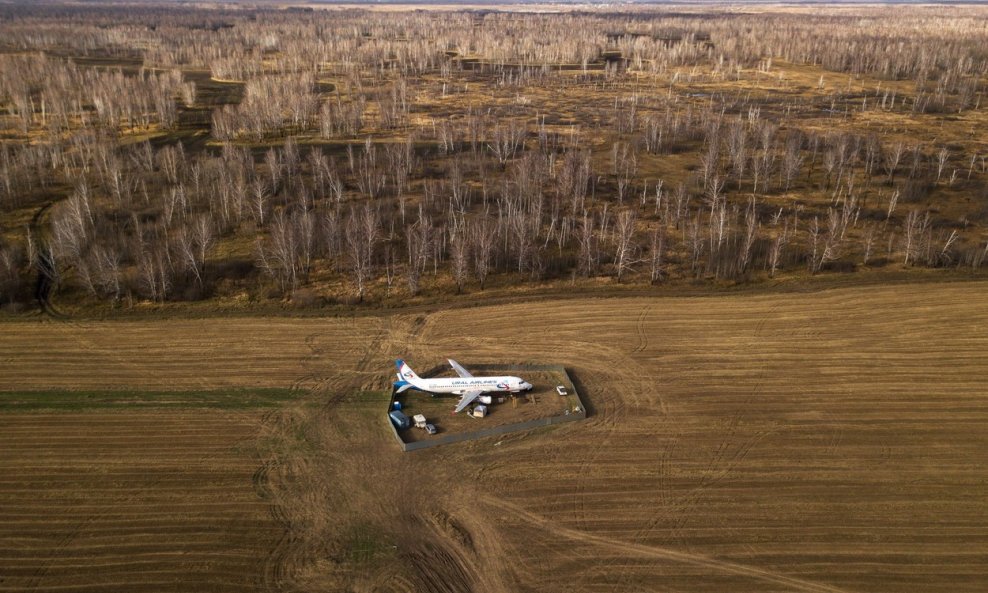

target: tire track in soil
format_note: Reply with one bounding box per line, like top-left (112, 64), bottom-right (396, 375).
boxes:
top-left (393, 312), bottom-right (448, 373)
top-left (483, 496), bottom-right (853, 593)
top-left (569, 370), bottom-right (625, 533)
top-left (287, 332), bottom-right (329, 392)
top-left (254, 409), bottom-right (304, 593)
top-left (561, 316), bottom-right (667, 533)
top-left (256, 416), bottom-right (323, 593)
top-left (632, 304), bottom-right (651, 353)
top-left (256, 315), bottom-right (406, 593)
top-left (623, 304), bottom-right (667, 413)
top-left (317, 313), bottom-right (488, 593)
top-left (616, 302), bottom-right (784, 584)
top-left (566, 321), bottom-right (668, 539)
top-left (611, 407), bottom-right (775, 593)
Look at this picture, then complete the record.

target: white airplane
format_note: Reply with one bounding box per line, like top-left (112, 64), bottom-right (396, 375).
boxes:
top-left (393, 359), bottom-right (533, 413)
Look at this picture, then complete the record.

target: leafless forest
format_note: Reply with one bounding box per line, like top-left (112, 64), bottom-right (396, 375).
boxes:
top-left (1, 2), bottom-right (987, 309)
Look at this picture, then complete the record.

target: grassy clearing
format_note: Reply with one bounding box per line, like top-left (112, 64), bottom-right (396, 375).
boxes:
top-left (0, 387), bottom-right (299, 410)
top-left (342, 522), bottom-right (398, 567)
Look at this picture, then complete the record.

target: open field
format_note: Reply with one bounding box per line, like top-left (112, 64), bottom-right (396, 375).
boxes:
top-left (0, 317), bottom-right (380, 391)
top-left (2, 280), bottom-right (988, 592)
top-left (0, 408), bottom-right (284, 593)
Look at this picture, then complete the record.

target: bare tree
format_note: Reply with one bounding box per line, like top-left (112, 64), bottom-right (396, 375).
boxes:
top-left (862, 225), bottom-right (877, 265)
top-left (613, 209), bottom-right (638, 282)
top-left (612, 142), bottom-right (637, 204)
top-left (738, 197), bottom-right (758, 273)
top-left (649, 224), bottom-right (665, 284)
top-left (685, 210), bottom-right (705, 277)
top-left (405, 212), bottom-right (432, 296)
top-left (935, 147), bottom-right (949, 184)
top-left (449, 222), bottom-right (470, 293)
top-left (886, 189), bottom-right (900, 220)
top-left (472, 214), bottom-right (496, 289)
top-left (88, 244), bottom-right (122, 300)
top-left (251, 179), bottom-right (270, 226)
top-left (884, 141), bottom-right (905, 183)
top-left (488, 120), bottom-right (527, 168)
top-left (902, 209), bottom-right (930, 265)
top-left (137, 237), bottom-right (172, 303)
top-left (345, 204), bottom-right (379, 302)
top-left (781, 134), bottom-right (803, 191)
top-left (768, 222), bottom-right (789, 278)
top-left (175, 224), bottom-right (204, 288)
top-left (577, 211), bottom-right (599, 277)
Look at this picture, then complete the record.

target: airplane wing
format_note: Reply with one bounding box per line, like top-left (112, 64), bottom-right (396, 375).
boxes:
top-left (454, 390), bottom-right (482, 414)
top-left (448, 358), bottom-right (473, 378)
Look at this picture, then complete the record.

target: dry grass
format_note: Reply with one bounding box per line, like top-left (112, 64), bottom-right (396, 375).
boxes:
top-left (3, 281), bottom-right (988, 591)
top-left (438, 283), bottom-right (988, 593)
top-left (0, 317), bottom-right (380, 391)
top-left (0, 409), bottom-right (282, 593)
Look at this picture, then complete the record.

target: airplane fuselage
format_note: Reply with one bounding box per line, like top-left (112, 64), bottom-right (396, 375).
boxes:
top-left (394, 359), bottom-right (533, 413)
top-left (412, 376), bottom-right (528, 395)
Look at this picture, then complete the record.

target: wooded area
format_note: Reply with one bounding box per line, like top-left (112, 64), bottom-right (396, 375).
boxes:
top-left (1, 3), bottom-right (986, 310)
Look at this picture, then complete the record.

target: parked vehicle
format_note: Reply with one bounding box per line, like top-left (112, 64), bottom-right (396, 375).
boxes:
top-left (412, 414), bottom-right (428, 429)
top-left (424, 423), bottom-right (437, 435)
top-left (556, 385), bottom-right (568, 396)
top-left (388, 410), bottom-right (411, 430)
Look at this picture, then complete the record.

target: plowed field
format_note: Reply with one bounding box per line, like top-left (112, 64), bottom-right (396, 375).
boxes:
top-left (0, 410), bottom-right (283, 593)
top-left (2, 281), bottom-right (988, 592)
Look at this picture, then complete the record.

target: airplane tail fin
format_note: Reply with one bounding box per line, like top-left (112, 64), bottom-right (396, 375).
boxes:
top-left (395, 359), bottom-right (423, 387)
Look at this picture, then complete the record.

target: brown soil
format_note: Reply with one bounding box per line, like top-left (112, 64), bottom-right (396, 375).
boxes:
top-left (0, 409), bottom-right (282, 593)
top-left (3, 281), bottom-right (988, 592)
